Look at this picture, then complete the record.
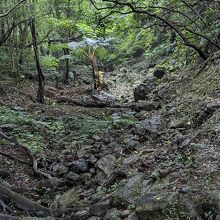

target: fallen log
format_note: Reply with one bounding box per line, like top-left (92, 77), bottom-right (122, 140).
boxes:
top-left (0, 184), bottom-right (51, 217)
top-left (57, 96), bottom-right (135, 109)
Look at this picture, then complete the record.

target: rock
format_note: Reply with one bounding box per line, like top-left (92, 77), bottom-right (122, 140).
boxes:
top-left (97, 147), bottom-right (113, 158)
top-left (132, 47), bottom-right (145, 58)
top-left (178, 196), bottom-right (199, 219)
top-left (135, 100), bottom-right (161, 111)
top-left (89, 168), bottom-right (96, 174)
top-left (123, 137), bottom-right (141, 150)
top-left (81, 172), bottom-right (92, 183)
top-left (133, 78), bottom-right (157, 102)
top-left (175, 134), bottom-right (191, 149)
top-left (22, 218), bottom-right (55, 220)
top-left (204, 191), bottom-right (220, 215)
top-left (135, 191), bottom-right (179, 220)
top-left (104, 208), bottom-right (121, 220)
top-left (169, 120), bottom-right (185, 129)
top-left (90, 187), bottom-right (107, 203)
top-left (77, 145), bottom-right (96, 158)
top-left (180, 138), bottom-right (191, 149)
top-left (135, 115), bottom-right (163, 138)
top-left (74, 210), bottom-right (90, 220)
top-left (89, 155), bottom-right (98, 164)
top-left (92, 91), bottom-right (116, 104)
top-left (174, 133), bottom-right (185, 145)
top-left (113, 174), bottom-right (144, 205)
top-left (77, 149), bottom-right (87, 158)
top-left (55, 187), bottom-right (84, 212)
top-left (153, 68), bottom-right (165, 79)
top-left (206, 101), bottom-right (220, 111)
top-left (80, 188), bottom-right (95, 198)
top-left (107, 142), bottom-right (119, 151)
top-left (96, 154), bottom-right (116, 176)
top-left (105, 170), bottom-right (127, 187)
top-left (71, 158), bottom-right (88, 173)
top-left (127, 212), bottom-right (139, 220)
top-left (92, 134), bottom-right (102, 142)
top-left (52, 164), bottom-right (68, 176)
top-left (88, 217), bottom-right (100, 220)
top-left (65, 172), bottom-right (81, 184)
top-left (89, 199), bottom-right (111, 217)
top-left (123, 155), bottom-right (139, 167)
top-left (133, 85), bottom-right (150, 102)
top-left (121, 210), bottom-right (130, 218)
top-left (95, 169), bottom-right (107, 185)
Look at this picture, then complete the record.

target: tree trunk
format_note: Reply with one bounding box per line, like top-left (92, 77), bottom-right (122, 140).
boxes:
top-left (63, 0), bottom-right (71, 85)
top-left (63, 47), bottom-right (70, 84)
top-left (30, 18), bottom-right (45, 104)
top-left (91, 61), bottom-right (98, 90)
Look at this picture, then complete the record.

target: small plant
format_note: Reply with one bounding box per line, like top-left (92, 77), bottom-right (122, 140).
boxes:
top-left (41, 55), bottom-right (59, 69)
top-left (204, 211), bottom-right (214, 220)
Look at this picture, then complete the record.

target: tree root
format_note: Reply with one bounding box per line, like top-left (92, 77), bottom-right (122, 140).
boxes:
top-left (0, 150), bottom-right (31, 165)
top-left (0, 198), bottom-right (12, 213)
top-left (0, 184), bottom-right (51, 217)
top-left (0, 131), bottom-right (56, 181)
top-left (0, 131), bottom-right (34, 162)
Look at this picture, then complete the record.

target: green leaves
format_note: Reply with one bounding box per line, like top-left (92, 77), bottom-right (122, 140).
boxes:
top-left (41, 55), bottom-right (59, 69)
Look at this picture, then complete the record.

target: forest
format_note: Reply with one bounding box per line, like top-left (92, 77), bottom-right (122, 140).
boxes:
top-left (0, 0), bottom-right (220, 219)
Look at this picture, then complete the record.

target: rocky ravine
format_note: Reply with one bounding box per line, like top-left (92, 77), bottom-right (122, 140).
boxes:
top-left (0, 52), bottom-right (220, 220)
top-left (51, 54), bottom-right (220, 220)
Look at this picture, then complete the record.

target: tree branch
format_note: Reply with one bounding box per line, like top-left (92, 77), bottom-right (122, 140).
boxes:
top-left (99, 0), bottom-right (208, 59)
top-left (0, 0), bottom-right (26, 18)
top-left (0, 19), bottom-right (29, 45)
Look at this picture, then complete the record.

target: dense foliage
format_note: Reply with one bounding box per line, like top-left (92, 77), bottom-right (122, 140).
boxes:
top-left (0, 0), bottom-right (219, 98)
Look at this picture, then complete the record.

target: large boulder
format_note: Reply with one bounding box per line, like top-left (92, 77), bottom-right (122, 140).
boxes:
top-left (133, 77), bottom-right (157, 102)
top-left (135, 191), bottom-right (178, 220)
top-left (133, 84), bottom-right (150, 102)
top-left (153, 68), bottom-right (166, 79)
top-left (89, 199), bottom-right (111, 217)
top-left (54, 187), bottom-right (84, 212)
top-left (71, 158), bottom-right (88, 173)
top-left (112, 174), bottom-right (145, 206)
top-left (96, 154), bottom-right (116, 176)
top-left (135, 115), bottom-right (164, 138)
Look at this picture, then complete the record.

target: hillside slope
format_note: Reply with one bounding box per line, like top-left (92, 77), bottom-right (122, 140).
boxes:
top-left (0, 51), bottom-right (219, 220)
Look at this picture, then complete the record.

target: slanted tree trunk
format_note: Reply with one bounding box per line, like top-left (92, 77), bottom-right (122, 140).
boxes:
top-left (30, 18), bottom-right (45, 104)
top-left (91, 60), bottom-right (98, 90)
